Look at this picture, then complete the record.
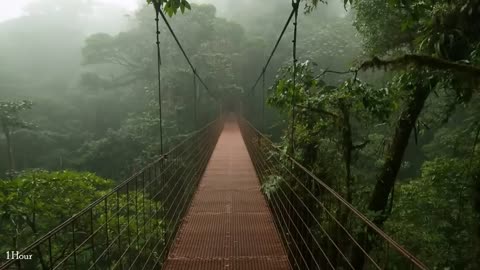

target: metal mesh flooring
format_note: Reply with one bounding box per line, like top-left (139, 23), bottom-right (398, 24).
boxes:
top-left (163, 120), bottom-right (291, 270)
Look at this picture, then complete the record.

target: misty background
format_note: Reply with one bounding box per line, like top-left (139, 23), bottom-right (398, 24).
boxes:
top-left (1, 0), bottom-right (479, 268)
top-left (0, 0), bottom-right (356, 178)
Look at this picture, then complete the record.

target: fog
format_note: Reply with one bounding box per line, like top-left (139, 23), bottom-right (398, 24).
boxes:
top-left (0, 0), bottom-right (360, 177)
top-left (1, 1), bottom-right (478, 268)
top-left (0, 0), bottom-right (139, 22)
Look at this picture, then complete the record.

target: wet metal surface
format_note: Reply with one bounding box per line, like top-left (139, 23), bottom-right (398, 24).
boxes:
top-left (163, 119), bottom-right (291, 270)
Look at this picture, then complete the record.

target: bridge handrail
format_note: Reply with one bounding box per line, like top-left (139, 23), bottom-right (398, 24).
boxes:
top-left (0, 117), bottom-right (223, 269)
top-left (239, 116), bottom-right (428, 270)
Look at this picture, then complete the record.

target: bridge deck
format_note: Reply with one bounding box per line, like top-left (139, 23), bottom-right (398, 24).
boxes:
top-left (163, 119), bottom-right (291, 270)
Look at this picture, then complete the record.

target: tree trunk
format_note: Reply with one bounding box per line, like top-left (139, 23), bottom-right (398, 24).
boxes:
top-left (474, 171), bottom-right (480, 268)
top-left (339, 102), bottom-right (353, 204)
top-left (336, 103), bottom-right (354, 268)
top-left (351, 83), bottom-right (431, 269)
top-left (472, 125), bottom-right (480, 269)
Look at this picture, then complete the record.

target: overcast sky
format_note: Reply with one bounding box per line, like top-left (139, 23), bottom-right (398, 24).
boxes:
top-left (0, 0), bottom-right (140, 22)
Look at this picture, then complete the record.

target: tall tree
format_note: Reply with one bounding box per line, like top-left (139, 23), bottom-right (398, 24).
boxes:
top-left (0, 100), bottom-right (33, 175)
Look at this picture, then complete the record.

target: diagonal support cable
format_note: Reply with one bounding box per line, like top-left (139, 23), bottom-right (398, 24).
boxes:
top-left (157, 10), bottom-right (217, 100)
top-left (249, 8), bottom-right (296, 95)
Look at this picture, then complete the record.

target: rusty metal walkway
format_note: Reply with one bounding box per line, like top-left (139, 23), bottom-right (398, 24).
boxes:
top-left (163, 119), bottom-right (291, 270)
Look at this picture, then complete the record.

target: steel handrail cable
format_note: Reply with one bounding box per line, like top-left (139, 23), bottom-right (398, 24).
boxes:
top-left (242, 119), bottom-right (386, 269)
top-left (275, 171), bottom-right (372, 269)
top-left (54, 188), bottom-right (155, 270)
top-left (239, 117), bottom-right (428, 270)
top-left (142, 130), bottom-right (219, 269)
top-left (269, 186), bottom-right (326, 270)
top-left (139, 140), bottom-right (216, 270)
top-left (239, 117), bottom-right (330, 268)
top-left (273, 183), bottom-right (349, 270)
top-left (150, 153), bottom-right (208, 269)
top-left (91, 143), bottom-right (207, 270)
top-left (89, 135), bottom-right (205, 237)
top-left (116, 144), bottom-right (207, 269)
top-left (85, 149), bottom-right (201, 270)
top-left (243, 117), bottom-right (426, 269)
top-left (0, 118), bottom-right (221, 270)
top-left (256, 139), bottom-right (353, 270)
top-left (268, 194), bottom-right (312, 269)
top-left (243, 117), bottom-right (422, 268)
top-left (150, 125), bottom-right (221, 269)
top-left (137, 146), bottom-right (211, 269)
top-left (243, 133), bottom-right (300, 270)
top-left (259, 141), bottom-right (381, 269)
top-left (140, 137), bottom-right (202, 193)
top-left (143, 125), bottom-right (213, 194)
top-left (2, 2), bottom-right (224, 267)
top-left (241, 119), bottom-right (339, 269)
top-left (127, 147), bottom-right (205, 270)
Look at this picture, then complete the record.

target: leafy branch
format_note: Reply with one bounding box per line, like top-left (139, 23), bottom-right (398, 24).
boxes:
top-left (146, 0), bottom-right (191, 16)
top-left (356, 54), bottom-right (480, 77)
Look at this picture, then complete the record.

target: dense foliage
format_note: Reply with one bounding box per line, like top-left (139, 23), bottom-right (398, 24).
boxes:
top-left (0, 170), bottom-right (162, 268)
top-left (0, 171), bottom-right (112, 252)
top-left (263, 0), bottom-right (480, 268)
top-left (1, 0), bottom-right (479, 268)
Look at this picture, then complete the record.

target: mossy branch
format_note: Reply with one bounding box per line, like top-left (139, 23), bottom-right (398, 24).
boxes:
top-left (356, 54), bottom-right (480, 77)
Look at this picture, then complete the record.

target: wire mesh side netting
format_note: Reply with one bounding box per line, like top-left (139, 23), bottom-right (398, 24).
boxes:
top-left (0, 118), bottom-right (224, 270)
top-left (239, 117), bottom-right (427, 270)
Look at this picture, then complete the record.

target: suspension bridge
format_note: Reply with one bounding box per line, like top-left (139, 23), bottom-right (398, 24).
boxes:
top-left (1, 1), bottom-right (428, 270)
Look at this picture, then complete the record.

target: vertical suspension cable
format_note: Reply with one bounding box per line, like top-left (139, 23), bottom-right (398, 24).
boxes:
top-left (261, 69), bottom-right (266, 134)
top-left (219, 100), bottom-right (223, 119)
top-left (250, 85), bottom-right (256, 123)
top-left (193, 69), bottom-right (197, 130)
top-left (154, 3), bottom-right (164, 155)
top-left (290, 0), bottom-right (300, 156)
